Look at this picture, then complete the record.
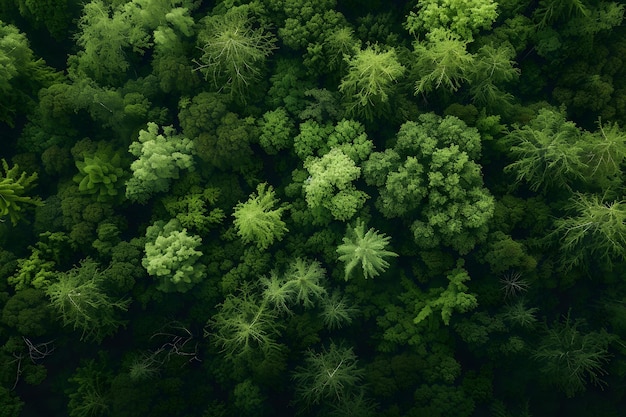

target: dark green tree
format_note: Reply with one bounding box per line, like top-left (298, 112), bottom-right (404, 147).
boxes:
top-left (45, 258), bottom-right (130, 342)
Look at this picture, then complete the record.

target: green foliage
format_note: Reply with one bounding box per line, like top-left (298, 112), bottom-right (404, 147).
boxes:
top-left (415, 262), bottom-right (478, 325)
top-left (303, 148), bottom-right (368, 222)
top-left (339, 45), bottom-right (405, 120)
top-left (500, 299), bottom-right (539, 329)
top-left (232, 183), bottom-right (288, 250)
top-left (67, 359), bottom-right (111, 417)
top-left (126, 122), bottom-right (196, 204)
top-left (0, 21), bottom-right (59, 126)
top-left (337, 219), bottom-right (398, 280)
top-left (504, 108), bottom-right (588, 192)
top-left (162, 186), bottom-right (225, 233)
top-left (533, 314), bottom-right (614, 397)
top-left (1, 288), bottom-right (53, 336)
top-left (142, 219), bottom-right (205, 293)
top-left (411, 29), bottom-right (475, 95)
top-left (73, 154), bottom-right (125, 202)
top-left (282, 258), bottom-right (327, 308)
top-left (405, 0), bottom-right (498, 41)
top-left (46, 258), bottom-right (130, 342)
top-left (195, 8), bottom-right (277, 101)
top-left (8, 233), bottom-right (69, 290)
top-left (364, 113), bottom-right (493, 254)
top-left (208, 285), bottom-right (283, 360)
top-left (320, 291), bottom-right (359, 330)
top-left (258, 107), bottom-right (295, 155)
top-left (0, 159), bottom-right (42, 225)
top-left (292, 342), bottom-right (365, 408)
top-left (552, 193), bottom-right (626, 271)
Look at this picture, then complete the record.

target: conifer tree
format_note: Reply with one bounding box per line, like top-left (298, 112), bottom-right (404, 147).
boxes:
top-left (232, 183), bottom-right (288, 250)
top-left (336, 219), bottom-right (398, 280)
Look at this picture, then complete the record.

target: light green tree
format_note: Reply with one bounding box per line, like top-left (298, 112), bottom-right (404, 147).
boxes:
top-left (339, 45), bottom-right (405, 120)
top-left (45, 258), bottom-right (130, 342)
top-left (0, 159), bottom-right (42, 225)
top-left (208, 285), bottom-right (283, 360)
top-left (194, 8), bottom-right (277, 101)
top-left (283, 258), bottom-right (327, 308)
top-left (232, 183), bottom-right (289, 250)
top-left (126, 122), bottom-right (196, 204)
top-left (336, 219), bottom-right (398, 280)
top-left (303, 148), bottom-right (369, 221)
top-left (552, 193), bottom-right (626, 271)
top-left (142, 219), bottom-right (205, 293)
top-left (405, 0), bottom-right (498, 41)
top-left (411, 28), bottom-right (475, 95)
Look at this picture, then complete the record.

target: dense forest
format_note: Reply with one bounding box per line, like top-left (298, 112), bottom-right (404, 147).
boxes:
top-left (1, 0), bottom-right (626, 416)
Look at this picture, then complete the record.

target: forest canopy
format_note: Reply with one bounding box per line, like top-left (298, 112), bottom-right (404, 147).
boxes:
top-left (0, 0), bottom-right (625, 416)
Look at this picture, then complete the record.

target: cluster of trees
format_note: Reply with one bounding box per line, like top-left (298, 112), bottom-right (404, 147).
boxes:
top-left (1, 0), bottom-right (625, 416)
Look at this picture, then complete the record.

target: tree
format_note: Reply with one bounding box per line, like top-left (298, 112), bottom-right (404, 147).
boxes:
top-left (415, 262), bottom-right (478, 326)
top-left (194, 8), bottom-right (277, 102)
top-left (283, 258), bottom-right (327, 308)
top-left (503, 108), bottom-right (588, 193)
top-left (126, 122), bottom-right (196, 204)
top-left (208, 284), bottom-right (283, 360)
top-left (162, 185), bottom-right (225, 233)
top-left (45, 259), bottom-right (130, 342)
top-left (319, 291), bottom-right (359, 330)
top-left (363, 113), bottom-right (493, 254)
top-left (552, 193), bottom-right (626, 271)
top-left (533, 313), bottom-right (614, 397)
top-left (0, 159), bottom-right (42, 225)
top-left (405, 0), bottom-right (498, 41)
top-left (232, 183), bottom-right (289, 250)
top-left (73, 154), bottom-right (125, 202)
top-left (67, 359), bottom-right (111, 417)
top-left (339, 45), bottom-right (405, 120)
top-left (303, 148), bottom-right (369, 221)
top-left (336, 219), bottom-right (398, 280)
top-left (142, 219), bottom-right (205, 293)
top-left (0, 21), bottom-right (59, 126)
top-left (69, 0), bottom-right (136, 85)
top-left (292, 342), bottom-right (365, 408)
top-left (258, 107), bottom-right (295, 155)
top-left (411, 29), bottom-right (475, 95)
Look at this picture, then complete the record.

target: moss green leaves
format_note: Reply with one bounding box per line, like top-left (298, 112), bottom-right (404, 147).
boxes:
top-left (45, 259), bottom-right (130, 342)
top-left (233, 183), bottom-right (288, 250)
top-left (337, 219), bottom-right (398, 280)
top-left (411, 29), bottom-right (475, 95)
top-left (73, 155), bottom-right (124, 202)
top-left (339, 45), bottom-right (405, 120)
top-left (0, 159), bottom-right (42, 225)
top-left (142, 219), bottom-right (205, 293)
top-left (126, 122), bottom-right (195, 204)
